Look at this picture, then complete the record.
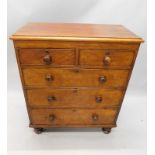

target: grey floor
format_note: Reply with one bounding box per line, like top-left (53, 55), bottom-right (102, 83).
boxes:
top-left (7, 90), bottom-right (146, 155)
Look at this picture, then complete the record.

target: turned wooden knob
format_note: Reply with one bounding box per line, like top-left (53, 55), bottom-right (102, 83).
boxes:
top-left (47, 96), bottom-right (56, 102)
top-left (96, 96), bottom-right (102, 103)
top-left (104, 56), bottom-right (111, 65)
top-left (49, 114), bottom-right (55, 122)
top-left (92, 114), bottom-right (99, 121)
top-left (45, 75), bottom-right (54, 81)
top-left (99, 76), bottom-right (106, 83)
top-left (43, 54), bottom-right (52, 65)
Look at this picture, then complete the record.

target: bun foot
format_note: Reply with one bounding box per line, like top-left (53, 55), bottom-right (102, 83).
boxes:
top-left (102, 128), bottom-right (111, 134)
top-left (34, 128), bottom-right (45, 134)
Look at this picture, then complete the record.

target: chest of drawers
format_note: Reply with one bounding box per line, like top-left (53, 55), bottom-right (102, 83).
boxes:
top-left (10, 23), bottom-right (143, 134)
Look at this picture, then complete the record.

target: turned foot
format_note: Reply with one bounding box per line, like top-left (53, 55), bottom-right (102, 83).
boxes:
top-left (34, 128), bottom-right (45, 134)
top-left (102, 128), bottom-right (111, 134)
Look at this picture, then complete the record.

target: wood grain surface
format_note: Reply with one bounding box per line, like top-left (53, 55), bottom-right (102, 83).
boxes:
top-left (30, 108), bottom-right (118, 125)
top-left (10, 23), bottom-right (143, 42)
top-left (11, 23), bottom-right (143, 131)
top-left (19, 48), bottom-right (75, 65)
top-left (22, 68), bottom-right (129, 88)
top-left (26, 88), bottom-right (123, 108)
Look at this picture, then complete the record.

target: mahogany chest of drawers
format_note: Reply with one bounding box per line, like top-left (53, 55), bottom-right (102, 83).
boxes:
top-left (11, 23), bottom-right (143, 134)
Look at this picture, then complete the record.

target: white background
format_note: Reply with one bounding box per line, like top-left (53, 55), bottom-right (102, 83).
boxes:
top-left (7, 0), bottom-right (146, 155)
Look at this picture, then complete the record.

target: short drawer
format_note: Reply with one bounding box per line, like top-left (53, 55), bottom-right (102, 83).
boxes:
top-left (27, 88), bottom-right (123, 108)
top-left (30, 108), bottom-right (118, 125)
top-left (23, 68), bottom-right (129, 88)
top-left (79, 49), bottom-right (134, 67)
top-left (18, 48), bottom-right (75, 66)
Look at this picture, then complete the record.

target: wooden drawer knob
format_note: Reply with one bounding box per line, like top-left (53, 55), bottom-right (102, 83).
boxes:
top-left (104, 56), bottom-right (111, 65)
top-left (99, 76), bottom-right (106, 83)
top-left (43, 54), bottom-right (52, 65)
top-left (92, 114), bottom-right (99, 121)
top-left (96, 96), bottom-right (102, 103)
top-left (47, 96), bottom-right (56, 102)
top-left (49, 114), bottom-right (56, 122)
top-left (45, 75), bottom-right (54, 81)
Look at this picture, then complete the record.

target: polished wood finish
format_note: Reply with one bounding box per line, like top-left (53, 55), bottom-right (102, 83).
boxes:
top-left (30, 108), bottom-right (118, 125)
top-left (10, 23), bottom-right (143, 43)
top-left (14, 40), bottom-right (141, 50)
top-left (26, 88), bottom-right (124, 108)
top-left (79, 49), bottom-right (134, 67)
top-left (22, 68), bottom-right (129, 88)
top-left (19, 48), bottom-right (75, 66)
top-left (10, 23), bottom-right (143, 133)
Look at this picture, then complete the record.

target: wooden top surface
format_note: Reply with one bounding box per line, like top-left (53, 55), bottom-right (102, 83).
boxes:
top-left (11, 23), bottom-right (143, 42)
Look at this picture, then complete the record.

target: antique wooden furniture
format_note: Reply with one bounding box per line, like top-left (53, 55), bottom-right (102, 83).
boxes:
top-left (10, 23), bottom-right (143, 134)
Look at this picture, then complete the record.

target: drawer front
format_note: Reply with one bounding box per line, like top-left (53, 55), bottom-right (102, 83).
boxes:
top-left (23, 68), bottom-right (129, 88)
top-left (30, 108), bottom-right (118, 125)
top-left (18, 48), bottom-right (75, 65)
top-left (79, 49), bottom-right (134, 67)
top-left (27, 88), bottom-right (123, 108)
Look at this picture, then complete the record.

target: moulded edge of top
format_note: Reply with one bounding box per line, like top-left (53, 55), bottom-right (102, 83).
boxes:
top-left (10, 35), bottom-right (144, 43)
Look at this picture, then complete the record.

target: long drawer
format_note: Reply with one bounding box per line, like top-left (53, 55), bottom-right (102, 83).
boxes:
top-left (22, 68), bottom-right (129, 88)
top-left (26, 88), bottom-right (123, 108)
top-left (30, 108), bottom-right (118, 125)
